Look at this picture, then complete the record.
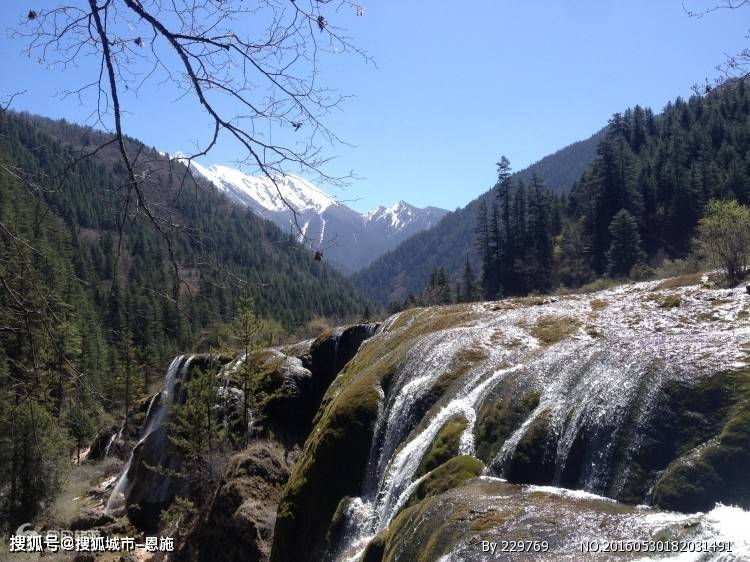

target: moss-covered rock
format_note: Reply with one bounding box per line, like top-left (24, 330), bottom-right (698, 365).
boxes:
top-left (303, 323), bottom-right (379, 405)
top-left (180, 440), bottom-right (295, 562)
top-left (373, 478), bottom-right (705, 562)
top-left (592, 368), bottom-right (744, 508)
top-left (652, 369), bottom-right (750, 512)
top-left (270, 306), bottom-right (476, 562)
top-left (475, 389), bottom-right (540, 464)
top-left (405, 455), bottom-right (484, 509)
top-left (415, 416), bottom-right (468, 478)
top-left (505, 409), bottom-right (557, 484)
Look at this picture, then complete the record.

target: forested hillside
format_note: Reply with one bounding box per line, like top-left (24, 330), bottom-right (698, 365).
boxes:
top-left (0, 111), bottom-right (371, 527)
top-left (356, 82), bottom-right (750, 306)
top-left (352, 131), bottom-right (603, 304)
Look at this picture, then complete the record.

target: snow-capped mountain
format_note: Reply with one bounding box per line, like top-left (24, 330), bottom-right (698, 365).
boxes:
top-left (363, 201), bottom-right (448, 238)
top-left (188, 161), bottom-right (448, 272)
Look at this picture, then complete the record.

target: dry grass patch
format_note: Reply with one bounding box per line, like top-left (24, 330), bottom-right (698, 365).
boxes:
top-left (590, 298), bottom-right (608, 311)
top-left (658, 294), bottom-right (682, 309)
top-left (644, 293), bottom-right (682, 309)
top-left (653, 273), bottom-right (702, 291)
top-left (529, 315), bottom-right (581, 346)
top-left (585, 325), bottom-right (600, 338)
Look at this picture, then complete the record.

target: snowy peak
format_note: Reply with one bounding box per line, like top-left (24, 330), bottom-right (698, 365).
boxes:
top-left (190, 161), bottom-right (337, 215)
top-left (365, 200), bottom-right (417, 229)
top-left (365, 200), bottom-right (446, 234)
top-left (188, 160), bottom-right (448, 271)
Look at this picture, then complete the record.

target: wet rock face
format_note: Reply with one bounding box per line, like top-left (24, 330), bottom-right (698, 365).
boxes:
top-left (87, 395), bottom-right (160, 463)
top-left (173, 324), bottom-right (379, 561)
top-left (184, 441), bottom-right (296, 562)
top-left (303, 323), bottom-right (380, 407)
top-left (272, 279), bottom-right (750, 562)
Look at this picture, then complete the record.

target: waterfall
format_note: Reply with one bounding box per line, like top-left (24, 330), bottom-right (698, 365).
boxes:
top-left (103, 419), bottom-right (127, 458)
top-left (106, 355), bottom-right (195, 513)
top-left (324, 282), bottom-right (750, 561)
top-left (332, 319), bottom-right (519, 560)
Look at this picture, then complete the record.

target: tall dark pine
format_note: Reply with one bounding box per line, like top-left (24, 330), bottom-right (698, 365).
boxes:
top-left (528, 173), bottom-right (554, 292)
top-left (489, 204), bottom-right (502, 297)
top-left (461, 256), bottom-right (480, 302)
top-left (510, 180), bottom-right (528, 294)
top-left (606, 209), bottom-right (645, 277)
top-left (588, 119), bottom-right (640, 273)
top-left (475, 200), bottom-right (494, 298)
top-left (495, 156), bottom-right (513, 296)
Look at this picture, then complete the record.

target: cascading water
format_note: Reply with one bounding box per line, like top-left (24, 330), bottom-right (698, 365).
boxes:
top-left (106, 355), bottom-right (195, 513)
top-left (333, 320), bottom-right (524, 560)
top-left (329, 280), bottom-right (750, 561)
top-left (103, 419), bottom-right (126, 458)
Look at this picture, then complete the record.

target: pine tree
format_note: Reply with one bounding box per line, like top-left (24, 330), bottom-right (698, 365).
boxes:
top-left (489, 203), bottom-right (502, 297)
top-left (224, 296), bottom-right (264, 443)
top-left (606, 209), bottom-right (645, 277)
top-left (496, 157), bottom-right (514, 295)
top-left (461, 257), bottom-right (480, 302)
top-left (475, 201), bottom-right (494, 298)
top-left (528, 173), bottom-right (554, 291)
top-left (423, 267), bottom-right (452, 305)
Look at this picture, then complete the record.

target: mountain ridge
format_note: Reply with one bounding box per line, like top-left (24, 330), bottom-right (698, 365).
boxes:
top-left (188, 160), bottom-right (448, 272)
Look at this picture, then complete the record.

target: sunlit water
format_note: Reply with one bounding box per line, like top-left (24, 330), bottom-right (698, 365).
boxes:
top-left (332, 279), bottom-right (750, 561)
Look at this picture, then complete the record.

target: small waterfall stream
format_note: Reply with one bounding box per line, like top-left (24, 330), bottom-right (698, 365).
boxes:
top-left (106, 355), bottom-right (195, 513)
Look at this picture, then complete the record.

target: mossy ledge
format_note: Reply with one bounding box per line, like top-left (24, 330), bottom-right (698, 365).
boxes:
top-left (475, 389), bottom-right (540, 464)
top-left (415, 416), bottom-right (468, 478)
top-left (405, 455), bottom-right (484, 509)
top-left (652, 368), bottom-right (750, 512)
top-left (270, 306), bottom-right (475, 562)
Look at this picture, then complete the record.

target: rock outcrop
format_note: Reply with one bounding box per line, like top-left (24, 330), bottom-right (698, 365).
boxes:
top-left (177, 323), bottom-right (379, 561)
top-left (271, 277), bottom-right (750, 562)
top-left (182, 441), bottom-right (296, 562)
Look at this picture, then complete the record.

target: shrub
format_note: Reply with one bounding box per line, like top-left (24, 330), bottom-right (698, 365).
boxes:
top-left (694, 199), bottom-right (750, 285)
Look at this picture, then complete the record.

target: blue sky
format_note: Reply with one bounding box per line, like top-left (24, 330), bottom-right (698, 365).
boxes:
top-left (1, 1), bottom-right (748, 212)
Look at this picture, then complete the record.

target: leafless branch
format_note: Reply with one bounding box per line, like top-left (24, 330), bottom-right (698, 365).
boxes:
top-left (685, 0), bottom-right (750, 93)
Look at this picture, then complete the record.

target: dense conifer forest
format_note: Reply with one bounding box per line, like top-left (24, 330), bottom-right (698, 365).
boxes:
top-left (0, 110), bottom-right (371, 527)
top-left (352, 132), bottom-right (603, 304)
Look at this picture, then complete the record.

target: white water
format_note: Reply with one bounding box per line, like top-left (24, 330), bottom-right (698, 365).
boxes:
top-left (103, 419), bottom-right (126, 458)
top-left (105, 355), bottom-right (194, 513)
top-left (436, 485), bottom-right (750, 561)
top-left (331, 279), bottom-right (750, 561)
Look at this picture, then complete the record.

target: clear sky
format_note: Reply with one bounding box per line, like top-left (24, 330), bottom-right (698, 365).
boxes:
top-left (1, 1), bottom-right (748, 212)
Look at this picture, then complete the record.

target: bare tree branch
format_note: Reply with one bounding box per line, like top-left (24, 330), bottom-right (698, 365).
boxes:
top-left (685, 0), bottom-right (750, 93)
